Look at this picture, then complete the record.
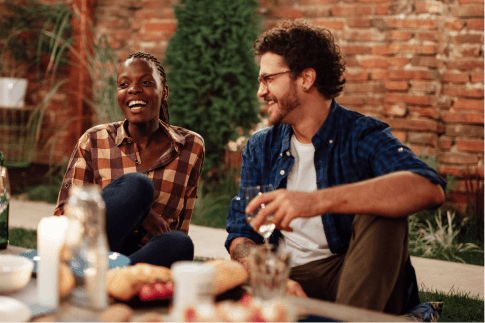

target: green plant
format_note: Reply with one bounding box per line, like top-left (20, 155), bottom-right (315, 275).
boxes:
top-left (191, 167), bottom-right (240, 229)
top-left (164, 0), bottom-right (261, 183)
top-left (9, 228), bottom-right (37, 249)
top-left (0, 0), bottom-right (71, 78)
top-left (409, 210), bottom-right (483, 264)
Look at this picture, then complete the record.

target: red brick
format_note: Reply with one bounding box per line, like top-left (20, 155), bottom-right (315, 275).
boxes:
top-left (445, 20), bottom-right (466, 30)
top-left (411, 81), bottom-right (438, 94)
top-left (385, 81), bottom-right (408, 91)
top-left (408, 132), bottom-right (439, 147)
top-left (456, 46), bottom-right (482, 57)
top-left (346, 18), bottom-right (372, 28)
top-left (386, 31), bottom-right (413, 41)
top-left (441, 111), bottom-right (484, 124)
top-left (445, 59), bottom-right (484, 71)
top-left (331, 5), bottom-right (374, 16)
top-left (345, 82), bottom-right (386, 93)
top-left (410, 57), bottom-right (441, 69)
top-left (388, 70), bottom-right (435, 80)
top-left (343, 30), bottom-right (384, 41)
top-left (299, 0), bottom-right (341, 4)
top-left (471, 73), bottom-right (484, 83)
top-left (439, 137), bottom-right (454, 150)
top-left (314, 20), bottom-right (345, 30)
top-left (371, 46), bottom-right (391, 56)
top-left (439, 151), bottom-right (479, 164)
top-left (342, 46), bottom-right (371, 55)
top-left (385, 93), bottom-right (436, 106)
top-left (345, 57), bottom-right (360, 68)
top-left (441, 72), bottom-right (470, 83)
top-left (383, 104), bottom-right (407, 116)
top-left (390, 43), bottom-right (438, 55)
top-left (450, 34), bottom-right (483, 44)
top-left (408, 107), bottom-right (440, 119)
top-left (272, 8), bottom-right (305, 19)
top-left (383, 117), bottom-right (439, 131)
top-left (392, 130), bottom-right (406, 142)
top-left (376, 5), bottom-right (390, 15)
top-left (360, 58), bottom-right (389, 69)
top-left (143, 21), bottom-right (176, 34)
top-left (386, 18), bottom-right (439, 29)
top-left (452, 99), bottom-right (484, 111)
top-left (442, 85), bottom-right (484, 98)
top-left (337, 95), bottom-right (366, 105)
top-left (445, 124), bottom-right (484, 137)
top-left (467, 19), bottom-right (484, 30)
top-left (357, 0), bottom-right (393, 2)
top-left (364, 97), bottom-right (385, 105)
top-left (458, 0), bottom-right (485, 3)
top-left (457, 139), bottom-right (484, 152)
top-left (415, 2), bottom-right (444, 14)
top-left (345, 71), bottom-right (369, 81)
top-left (371, 70), bottom-right (388, 80)
top-left (416, 32), bottom-right (437, 42)
top-left (451, 4), bottom-right (484, 18)
top-left (437, 165), bottom-right (464, 177)
top-left (389, 57), bottom-right (409, 66)
top-left (407, 144), bottom-right (437, 156)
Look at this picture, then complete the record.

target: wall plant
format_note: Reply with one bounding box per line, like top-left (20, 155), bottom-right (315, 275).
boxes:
top-left (164, 0), bottom-right (262, 187)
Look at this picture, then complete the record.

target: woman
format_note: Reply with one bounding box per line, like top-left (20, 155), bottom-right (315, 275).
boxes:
top-left (54, 52), bottom-right (205, 267)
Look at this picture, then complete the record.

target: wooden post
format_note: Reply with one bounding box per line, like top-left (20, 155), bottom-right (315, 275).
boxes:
top-left (68, 0), bottom-right (95, 146)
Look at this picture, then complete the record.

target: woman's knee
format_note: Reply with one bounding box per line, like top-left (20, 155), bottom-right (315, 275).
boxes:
top-left (151, 231), bottom-right (194, 260)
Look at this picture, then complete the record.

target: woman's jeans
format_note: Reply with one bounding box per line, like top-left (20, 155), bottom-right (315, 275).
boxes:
top-left (101, 173), bottom-right (194, 267)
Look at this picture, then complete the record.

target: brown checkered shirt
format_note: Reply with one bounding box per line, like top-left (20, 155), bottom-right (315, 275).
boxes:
top-left (54, 120), bottom-right (205, 239)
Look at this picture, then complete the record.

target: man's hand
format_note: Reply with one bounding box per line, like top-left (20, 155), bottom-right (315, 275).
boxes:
top-left (141, 208), bottom-right (170, 238)
top-left (286, 279), bottom-right (307, 297)
top-left (246, 189), bottom-right (320, 231)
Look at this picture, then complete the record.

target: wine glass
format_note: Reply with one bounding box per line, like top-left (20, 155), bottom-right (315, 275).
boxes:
top-left (245, 184), bottom-right (275, 248)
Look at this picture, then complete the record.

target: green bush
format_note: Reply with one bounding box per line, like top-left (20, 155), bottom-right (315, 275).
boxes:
top-left (164, 0), bottom-right (261, 183)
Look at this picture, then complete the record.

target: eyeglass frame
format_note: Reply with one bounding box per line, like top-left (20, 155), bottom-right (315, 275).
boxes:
top-left (257, 70), bottom-right (292, 86)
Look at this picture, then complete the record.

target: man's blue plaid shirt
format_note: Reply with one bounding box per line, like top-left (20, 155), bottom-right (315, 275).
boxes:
top-left (225, 100), bottom-right (447, 253)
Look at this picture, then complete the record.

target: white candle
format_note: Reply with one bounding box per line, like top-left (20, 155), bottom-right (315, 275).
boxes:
top-left (37, 216), bottom-right (68, 308)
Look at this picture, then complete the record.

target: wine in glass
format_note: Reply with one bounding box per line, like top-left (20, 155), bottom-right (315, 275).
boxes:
top-left (245, 184), bottom-right (275, 247)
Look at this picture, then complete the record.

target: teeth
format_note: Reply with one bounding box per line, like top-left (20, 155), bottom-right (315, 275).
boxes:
top-left (268, 101), bottom-right (275, 105)
top-left (128, 100), bottom-right (147, 108)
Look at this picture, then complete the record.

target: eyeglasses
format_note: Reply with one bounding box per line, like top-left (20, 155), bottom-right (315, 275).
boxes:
top-left (257, 70), bottom-right (292, 86)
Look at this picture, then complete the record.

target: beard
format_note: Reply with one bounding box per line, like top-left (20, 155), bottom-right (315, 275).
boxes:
top-left (268, 82), bottom-right (301, 125)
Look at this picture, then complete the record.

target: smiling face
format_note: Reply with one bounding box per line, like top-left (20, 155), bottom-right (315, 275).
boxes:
top-left (257, 52), bottom-right (301, 125)
top-left (117, 58), bottom-right (166, 129)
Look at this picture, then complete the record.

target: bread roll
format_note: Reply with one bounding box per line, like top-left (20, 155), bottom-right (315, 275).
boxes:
top-left (205, 259), bottom-right (248, 295)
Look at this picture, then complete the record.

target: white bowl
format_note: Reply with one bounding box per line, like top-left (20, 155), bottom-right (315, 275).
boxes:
top-left (0, 255), bottom-right (34, 294)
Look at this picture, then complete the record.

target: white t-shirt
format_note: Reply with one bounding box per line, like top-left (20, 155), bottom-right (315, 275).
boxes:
top-left (279, 135), bottom-right (334, 267)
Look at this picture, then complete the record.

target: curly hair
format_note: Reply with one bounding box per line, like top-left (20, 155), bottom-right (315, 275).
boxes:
top-left (254, 20), bottom-right (346, 99)
top-left (125, 52), bottom-right (170, 123)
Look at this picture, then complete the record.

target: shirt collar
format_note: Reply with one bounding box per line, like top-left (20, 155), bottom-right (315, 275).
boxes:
top-left (115, 120), bottom-right (187, 149)
top-left (279, 99), bottom-right (340, 154)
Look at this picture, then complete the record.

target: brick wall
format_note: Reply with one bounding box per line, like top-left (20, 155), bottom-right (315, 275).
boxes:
top-left (4, 0), bottom-right (482, 212)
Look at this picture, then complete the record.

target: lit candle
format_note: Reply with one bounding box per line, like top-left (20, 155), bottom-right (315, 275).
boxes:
top-left (37, 216), bottom-right (68, 308)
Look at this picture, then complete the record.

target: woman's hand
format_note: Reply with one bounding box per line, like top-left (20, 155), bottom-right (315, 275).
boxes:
top-left (141, 208), bottom-right (171, 238)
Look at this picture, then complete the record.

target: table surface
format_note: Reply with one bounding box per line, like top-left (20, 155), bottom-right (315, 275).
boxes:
top-left (1, 245), bottom-right (410, 322)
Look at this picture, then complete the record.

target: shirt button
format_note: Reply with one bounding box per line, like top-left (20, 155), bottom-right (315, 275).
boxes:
top-left (64, 183), bottom-right (69, 188)
top-left (329, 140), bottom-right (333, 144)
top-left (236, 197), bottom-right (241, 201)
top-left (286, 151), bottom-right (291, 156)
top-left (280, 153), bottom-right (283, 157)
top-left (398, 147), bottom-right (404, 152)
top-left (135, 159), bottom-right (139, 164)
top-left (280, 170), bottom-right (285, 175)
top-left (127, 139), bottom-right (132, 144)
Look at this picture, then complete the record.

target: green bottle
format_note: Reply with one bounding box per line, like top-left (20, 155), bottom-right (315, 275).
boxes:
top-left (0, 152), bottom-right (9, 249)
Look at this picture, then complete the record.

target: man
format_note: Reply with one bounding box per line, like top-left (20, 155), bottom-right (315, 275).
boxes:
top-left (225, 20), bottom-right (446, 315)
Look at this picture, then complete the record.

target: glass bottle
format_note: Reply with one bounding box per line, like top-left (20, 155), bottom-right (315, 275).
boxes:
top-left (56, 184), bottom-right (109, 321)
top-left (0, 152), bottom-right (10, 250)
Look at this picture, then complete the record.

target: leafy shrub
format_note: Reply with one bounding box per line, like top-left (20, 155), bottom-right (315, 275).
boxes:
top-left (164, 0), bottom-right (261, 183)
top-left (409, 210), bottom-right (483, 264)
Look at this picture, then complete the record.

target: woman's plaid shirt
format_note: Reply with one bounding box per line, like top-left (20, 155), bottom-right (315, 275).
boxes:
top-left (54, 120), bottom-right (204, 236)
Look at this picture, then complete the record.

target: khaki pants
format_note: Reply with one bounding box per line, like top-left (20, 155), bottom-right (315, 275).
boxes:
top-left (289, 215), bottom-right (409, 314)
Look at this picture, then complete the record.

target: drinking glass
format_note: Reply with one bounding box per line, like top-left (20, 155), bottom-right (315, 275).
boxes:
top-left (245, 184), bottom-right (275, 247)
top-left (247, 244), bottom-right (290, 302)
